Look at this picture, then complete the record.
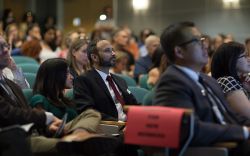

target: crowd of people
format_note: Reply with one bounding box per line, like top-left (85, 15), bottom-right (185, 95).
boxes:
top-left (1, 8), bottom-right (250, 156)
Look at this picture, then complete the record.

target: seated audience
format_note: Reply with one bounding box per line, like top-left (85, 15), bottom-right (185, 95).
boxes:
top-left (211, 42), bottom-right (250, 119)
top-left (153, 21), bottom-right (250, 156)
top-left (0, 36), bottom-right (118, 156)
top-left (5, 23), bottom-right (23, 55)
top-left (138, 28), bottom-right (155, 57)
top-left (67, 37), bottom-right (90, 79)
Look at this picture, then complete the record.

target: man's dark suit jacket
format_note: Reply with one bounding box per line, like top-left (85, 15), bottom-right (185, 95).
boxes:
top-left (73, 69), bottom-right (138, 120)
top-left (0, 79), bottom-right (46, 128)
top-left (153, 65), bottom-right (250, 146)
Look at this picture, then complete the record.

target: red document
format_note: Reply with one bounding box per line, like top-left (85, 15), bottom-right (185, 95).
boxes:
top-left (125, 106), bottom-right (185, 148)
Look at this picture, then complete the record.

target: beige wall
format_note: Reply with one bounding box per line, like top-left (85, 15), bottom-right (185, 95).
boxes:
top-left (64, 0), bottom-right (112, 33)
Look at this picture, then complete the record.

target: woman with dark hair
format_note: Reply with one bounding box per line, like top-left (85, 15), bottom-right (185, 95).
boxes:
top-left (211, 41), bottom-right (250, 119)
top-left (67, 37), bottom-right (90, 79)
top-left (31, 58), bottom-right (93, 122)
top-left (29, 58), bottom-right (119, 155)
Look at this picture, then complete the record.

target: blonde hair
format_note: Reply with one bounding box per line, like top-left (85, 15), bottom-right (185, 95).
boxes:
top-left (67, 37), bottom-right (90, 75)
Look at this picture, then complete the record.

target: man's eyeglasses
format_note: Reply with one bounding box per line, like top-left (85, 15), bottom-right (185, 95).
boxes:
top-left (178, 37), bottom-right (205, 47)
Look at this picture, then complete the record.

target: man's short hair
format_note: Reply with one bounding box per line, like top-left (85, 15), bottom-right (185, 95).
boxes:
top-left (87, 40), bottom-right (99, 66)
top-left (160, 21), bottom-right (195, 63)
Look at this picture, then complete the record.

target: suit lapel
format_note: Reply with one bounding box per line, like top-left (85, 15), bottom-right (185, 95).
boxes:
top-left (91, 70), bottom-right (114, 103)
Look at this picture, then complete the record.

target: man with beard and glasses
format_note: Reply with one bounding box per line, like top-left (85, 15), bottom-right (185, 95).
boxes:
top-left (74, 39), bottom-right (138, 122)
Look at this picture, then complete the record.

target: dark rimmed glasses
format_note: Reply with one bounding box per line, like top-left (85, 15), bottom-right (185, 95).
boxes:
top-left (178, 37), bottom-right (205, 47)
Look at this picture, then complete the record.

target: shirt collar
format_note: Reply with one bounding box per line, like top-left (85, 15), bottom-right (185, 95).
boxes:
top-left (175, 65), bottom-right (199, 82)
top-left (95, 69), bottom-right (111, 81)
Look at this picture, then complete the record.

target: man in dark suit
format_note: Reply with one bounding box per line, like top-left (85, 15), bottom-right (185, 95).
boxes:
top-left (74, 39), bottom-right (137, 121)
top-left (153, 21), bottom-right (250, 155)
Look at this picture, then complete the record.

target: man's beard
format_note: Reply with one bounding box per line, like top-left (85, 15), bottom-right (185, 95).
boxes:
top-left (99, 57), bottom-right (116, 67)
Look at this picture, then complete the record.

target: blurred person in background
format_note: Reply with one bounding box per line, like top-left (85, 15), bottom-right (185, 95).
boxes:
top-left (57, 30), bottom-right (79, 59)
top-left (40, 26), bottom-right (58, 62)
top-left (19, 11), bottom-right (36, 41)
top-left (21, 39), bottom-right (42, 63)
top-left (110, 51), bottom-right (129, 75)
top-left (2, 8), bottom-right (15, 30)
top-left (5, 23), bottom-right (23, 55)
top-left (134, 35), bottom-right (160, 81)
top-left (138, 28), bottom-right (155, 57)
top-left (67, 37), bottom-right (90, 79)
top-left (122, 26), bottom-right (139, 60)
top-left (26, 23), bottom-right (42, 41)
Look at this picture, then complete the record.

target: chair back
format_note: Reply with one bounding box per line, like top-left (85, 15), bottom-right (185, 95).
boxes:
top-left (12, 56), bottom-right (38, 65)
top-left (17, 63), bottom-right (39, 74)
top-left (23, 73), bottom-right (36, 88)
top-left (143, 90), bottom-right (155, 106)
top-left (116, 74), bottom-right (137, 86)
top-left (128, 86), bottom-right (149, 104)
top-left (139, 74), bottom-right (149, 89)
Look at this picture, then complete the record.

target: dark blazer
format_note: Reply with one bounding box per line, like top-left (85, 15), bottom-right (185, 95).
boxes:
top-left (0, 79), bottom-right (46, 128)
top-left (153, 65), bottom-right (250, 146)
top-left (73, 69), bottom-right (138, 120)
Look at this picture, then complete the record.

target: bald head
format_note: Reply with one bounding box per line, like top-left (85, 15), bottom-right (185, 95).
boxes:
top-left (145, 35), bottom-right (160, 56)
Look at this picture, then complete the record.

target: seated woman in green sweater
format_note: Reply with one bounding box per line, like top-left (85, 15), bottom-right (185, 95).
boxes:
top-left (30, 58), bottom-right (77, 122)
top-left (29, 58), bottom-right (120, 155)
